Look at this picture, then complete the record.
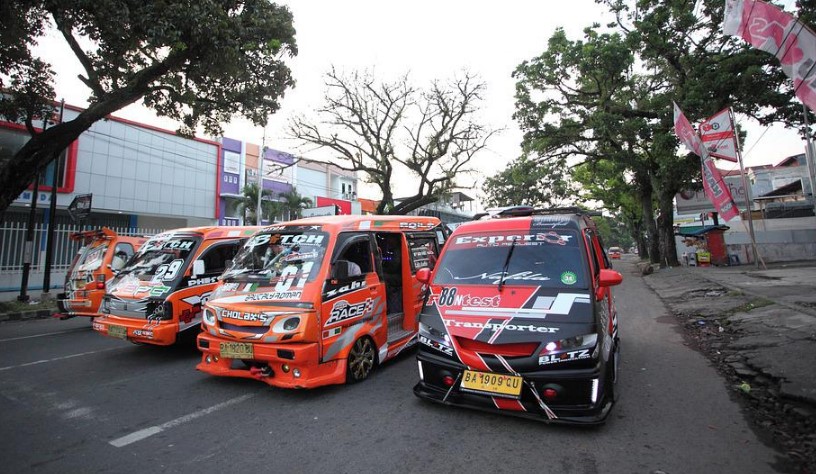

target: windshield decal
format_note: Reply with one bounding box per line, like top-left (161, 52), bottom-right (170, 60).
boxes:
top-left (531, 215), bottom-right (572, 229)
top-left (452, 271), bottom-right (550, 283)
top-left (560, 271), bottom-right (578, 285)
top-left (442, 319), bottom-right (559, 334)
top-left (453, 232), bottom-right (572, 248)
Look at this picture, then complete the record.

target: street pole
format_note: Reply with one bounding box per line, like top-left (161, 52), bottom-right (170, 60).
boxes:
top-left (257, 127), bottom-right (266, 225)
top-left (18, 113), bottom-right (51, 302)
top-left (802, 105), bottom-right (816, 215)
top-left (43, 99), bottom-right (66, 295)
top-left (731, 108), bottom-right (761, 269)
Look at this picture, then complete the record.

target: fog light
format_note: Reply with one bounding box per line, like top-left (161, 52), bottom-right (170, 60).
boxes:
top-left (206, 355), bottom-right (212, 363)
top-left (282, 364), bottom-right (290, 373)
top-left (293, 368), bottom-right (301, 378)
top-left (443, 375), bottom-right (455, 386)
top-left (591, 378), bottom-right (599, 403)
top-left (417, 361), bottom-right (424, 380)
top-left (543, 388), bottom-right (558, 401)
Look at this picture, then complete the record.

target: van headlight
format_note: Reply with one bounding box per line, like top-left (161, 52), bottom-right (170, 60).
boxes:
top-left (202, 307), bottom-right (216, 326)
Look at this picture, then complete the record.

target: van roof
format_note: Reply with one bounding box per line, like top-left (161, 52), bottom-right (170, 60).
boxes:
top-left (271, 215), bottom-right (441, 233)
top-left (151, 226), bottom-right (263, 239)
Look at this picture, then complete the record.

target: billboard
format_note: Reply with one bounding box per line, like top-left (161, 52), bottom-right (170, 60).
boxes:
top-left (676, 175), bottom-right (747, 215)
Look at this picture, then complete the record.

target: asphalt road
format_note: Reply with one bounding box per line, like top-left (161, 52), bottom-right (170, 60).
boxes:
top-left (0, 259), bottom-right (785, 473)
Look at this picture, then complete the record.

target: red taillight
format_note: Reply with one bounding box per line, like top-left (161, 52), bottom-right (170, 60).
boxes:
top-left (443, 375), bottom-right (455, 386)
top-left (96, 274), bottom-right (105, 289)
top-left (542, 388), bottom-right (558, 401)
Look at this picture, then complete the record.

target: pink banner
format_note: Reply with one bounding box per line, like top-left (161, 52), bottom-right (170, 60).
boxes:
top-left (700, 108), bottom-right (739, 162)
top-left (724, 0), bottom-right (816, 111)
top-left (673, 102), bottom-right (741, 221)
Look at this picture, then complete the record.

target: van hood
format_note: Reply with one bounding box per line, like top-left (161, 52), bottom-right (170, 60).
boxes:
top-left (425, 284), bottom-right (595, 345)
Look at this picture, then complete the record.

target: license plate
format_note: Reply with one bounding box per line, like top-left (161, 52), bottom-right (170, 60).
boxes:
top-left (220, 342), bottom-right (254, 359)
top-left (108, 324), bottom-right (127, 340)
top-left (460, 370), bottom-right (523, 398)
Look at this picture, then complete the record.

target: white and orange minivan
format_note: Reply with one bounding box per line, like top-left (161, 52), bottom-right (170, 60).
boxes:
top-left (196, 215), bottom-right (445, 388)
top-left (56, 228), bottom-right (147, 319)
top-left (93, 226), bottom-right (261, 345)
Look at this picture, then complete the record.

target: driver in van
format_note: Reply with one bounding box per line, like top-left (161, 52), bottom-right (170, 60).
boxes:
top-left (111, 250), bottom-right (129, 271)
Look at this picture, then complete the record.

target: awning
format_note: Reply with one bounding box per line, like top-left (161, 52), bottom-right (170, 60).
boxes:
top-left (675, 225), bottom-right (729, 237)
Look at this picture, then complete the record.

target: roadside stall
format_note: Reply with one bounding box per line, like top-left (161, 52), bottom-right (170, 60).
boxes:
top-left (676, 225), bottom-right (730, 266)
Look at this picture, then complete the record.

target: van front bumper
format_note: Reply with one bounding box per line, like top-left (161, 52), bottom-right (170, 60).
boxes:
top-left (196, 333), bottom-right (346, 389)
top-left (92, 316), bottom-right (179, 345)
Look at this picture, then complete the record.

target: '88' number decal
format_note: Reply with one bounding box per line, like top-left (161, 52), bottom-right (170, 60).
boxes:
top-left (437, 287), bottom-right (458, 306)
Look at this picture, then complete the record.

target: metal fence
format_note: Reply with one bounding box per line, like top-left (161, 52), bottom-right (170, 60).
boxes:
top-left (0, 223), bottom-right (163, 273)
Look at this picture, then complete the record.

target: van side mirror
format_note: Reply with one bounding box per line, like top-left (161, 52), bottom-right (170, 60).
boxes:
top-left (416, 267), bottom-right (431, 284)
top-left (332, 260), bottom-right (350, 280)
top-left (599, 269), bottom-right (623, 287)
top-left (193, 259), bottom-right (206, 277)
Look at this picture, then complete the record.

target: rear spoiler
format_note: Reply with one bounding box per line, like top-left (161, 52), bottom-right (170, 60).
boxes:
top-left (69, 227), bottom-right (118, 243)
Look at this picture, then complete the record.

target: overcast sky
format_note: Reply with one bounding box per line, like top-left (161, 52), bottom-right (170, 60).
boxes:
top-left (38, 0), bottom-right (808, 198)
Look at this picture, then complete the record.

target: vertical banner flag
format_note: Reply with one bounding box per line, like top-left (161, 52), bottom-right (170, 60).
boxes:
top-left (724, 0), bottom-right (816, 111)
top-left (700, 108), bottom-right (739, 162)
top-left (673, 102), bottom-right (741, 221)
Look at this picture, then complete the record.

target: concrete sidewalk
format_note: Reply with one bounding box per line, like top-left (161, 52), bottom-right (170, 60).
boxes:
top-left (640, 258), bottom-right (816, 469)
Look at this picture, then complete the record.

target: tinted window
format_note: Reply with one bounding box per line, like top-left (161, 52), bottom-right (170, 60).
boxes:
top-left (433, 229), bottom-right (588, 289)
top-left (201, 241), bottom-right (243, 275)
top-left (335, 234), bottom-right (373, 275)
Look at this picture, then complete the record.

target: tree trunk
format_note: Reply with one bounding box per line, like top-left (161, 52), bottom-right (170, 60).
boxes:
top-left (641, 193), bottom-right (659, 264)
top-left (656, 192), bottom-right (679, 267)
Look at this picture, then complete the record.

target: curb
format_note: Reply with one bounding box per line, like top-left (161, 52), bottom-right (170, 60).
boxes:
top-left (0, 309), bottom-right (56, 323)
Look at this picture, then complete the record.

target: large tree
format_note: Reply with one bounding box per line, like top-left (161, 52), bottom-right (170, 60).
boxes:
top-left (511, 0), bottom-right (798, 265)
top-left (288, 68), bottom-right (496, 215)
top-left (0, 0), bottom-right (297, 211)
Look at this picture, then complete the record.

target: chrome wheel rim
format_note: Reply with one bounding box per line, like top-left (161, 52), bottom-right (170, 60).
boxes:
top-left (349, 338), bottom-right (374, 380)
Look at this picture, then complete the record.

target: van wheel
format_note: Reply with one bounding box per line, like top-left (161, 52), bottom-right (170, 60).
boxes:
top-left (606, 341), bottom-right (620, 402)
top-left (346, 337), bottom-right (376, 383)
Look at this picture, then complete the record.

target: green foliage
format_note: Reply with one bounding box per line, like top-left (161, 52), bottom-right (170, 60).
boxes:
top-left (481, 155), bottom-right (574, 208)
top-left (278, 189), bottom-right (312, 220)
top-left (0, 0), bottom-right (297, 211)
top-left (239, 183), bottom-right (281, 225)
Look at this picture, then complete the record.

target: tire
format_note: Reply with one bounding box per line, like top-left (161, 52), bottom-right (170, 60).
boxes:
top-left (606, 340), bottom-right (620, 402)
top-left (346, 337), bottom-right (376, 383)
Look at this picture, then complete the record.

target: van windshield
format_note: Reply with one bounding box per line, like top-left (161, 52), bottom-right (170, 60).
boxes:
top-left (433, 229), bottom-right (589, 289)
top-left (117, 236), bottom-right (200, 282)
top-left (222, 230), bottom-right (328, 284)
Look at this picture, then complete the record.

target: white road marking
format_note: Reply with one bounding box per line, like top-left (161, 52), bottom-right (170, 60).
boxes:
top-left (0, 347), bottom-right (123, 372)
top-left (0, 328), bottom-right (88, 343)
top-left (109, 394), bottom-right (255, 448)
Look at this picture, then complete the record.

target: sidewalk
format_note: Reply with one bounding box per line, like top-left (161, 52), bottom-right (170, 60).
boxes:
top-left (641, 259), bottom-right (816, 469)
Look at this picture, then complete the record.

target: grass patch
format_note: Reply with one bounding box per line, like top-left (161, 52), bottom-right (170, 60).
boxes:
top-left (0, 299), bottom-right (58, 314)
top-left (728, 298), bottom-right (774, 315)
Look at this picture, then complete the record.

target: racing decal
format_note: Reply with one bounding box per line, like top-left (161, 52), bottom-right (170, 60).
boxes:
top-left (452, 271), bottom-right (550, 284)
top-left (325, 298), bottom-right (374, 327)
top-left (246, 290), bottom-right (303, 301)
top-left (442, 319), bottom-right (559, 334)
top-left (181, 293), bottom-right (211, 307)
top-left (324, 280), bottom-right (367, 299)
top-left (538, 349), bottom-right (591, 365)
top-left (220, 310), bottom-right (270, 323)
top-left (187, 276), bottom-right (219, 286)
top-left (531, 215), bottom-right (571, 229)
top-left (149, 285), bottom-right (171, 297)
top-left (434, 287), bottom-right (501, 308)
top-left (399, 222), bottom-right (437, 230)
top-left (419, 334), bottom-right (454, 356)
top-left (441, 292), bottom-right (590, 319)
top-left (248, 232), bottom-right (325, 247)
top-left (151, 259), bottom-right (184, 282)
top-left (452, 233), bottom-right (572, 248)
top-left (133, 329), bottom-right (154, 339)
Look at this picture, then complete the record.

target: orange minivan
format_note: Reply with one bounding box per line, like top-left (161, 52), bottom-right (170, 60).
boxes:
top-left (56, 228), bottom-right (146, 319)
top-left (196, 215), bottom-right (445, 388)
top-left (93, 226), bottom-right (260, 345)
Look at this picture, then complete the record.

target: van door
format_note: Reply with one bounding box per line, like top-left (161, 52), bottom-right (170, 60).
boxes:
top-left (405, 232), bottom-right (440, 330)
top-left (321, 233), bottom-right (383, 359)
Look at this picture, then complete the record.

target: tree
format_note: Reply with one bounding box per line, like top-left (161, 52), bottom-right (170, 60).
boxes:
top-left (0, 0), bottom-right (297, 211)
top-left (278, 189), bottom-right (312, 220)
top-left (511, 0), bottom-right (799, 266)
top-left (239, 183), bottom-right (282, 225)
top-left (481, 155), bottom-right (575, 208)
top-left (289, 68), bottom-right (496, 215)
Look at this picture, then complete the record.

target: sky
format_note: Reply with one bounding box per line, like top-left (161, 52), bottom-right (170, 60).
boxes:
top-left (35, 0), bottom-right (810, 201)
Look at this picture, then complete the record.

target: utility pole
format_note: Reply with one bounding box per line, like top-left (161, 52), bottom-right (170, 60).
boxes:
top-left (19, 113), bottom-right (51, 302)
top-left (257, 126), bottom-right (267, 225)
top-left (731, 108), bottom-right (761, 269)
top-left (43, 99), bottom-right (66, 295)
top-left (802, 105), bottom-right (816, 215)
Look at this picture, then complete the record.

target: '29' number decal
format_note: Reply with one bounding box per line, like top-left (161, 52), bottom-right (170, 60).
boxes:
top-left (152, 259), bottom-right (184, 282)
top-left (437, 287), bottom-right (458, 306)
top-left (275, 261), bottom-right (314, 291)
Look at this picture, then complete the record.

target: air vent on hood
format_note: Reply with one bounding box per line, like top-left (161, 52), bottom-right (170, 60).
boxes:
top-left (455, 337), bottom-right (538, 357)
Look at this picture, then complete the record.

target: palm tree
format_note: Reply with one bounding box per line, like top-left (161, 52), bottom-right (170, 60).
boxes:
top-left (239, 183), bottom-right (283, 225)
top-left (278, 189), bottom-right (313, 220)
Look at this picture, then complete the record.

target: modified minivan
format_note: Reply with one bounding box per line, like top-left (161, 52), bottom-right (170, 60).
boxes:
top-left (56, 228), bottom-right (146, 319)
top-left (93, 226), bottom-right (260, 345)
top-left (413, 207), bottom-right (622, 424)
top-left (196, 215), bottom-right (445, 388)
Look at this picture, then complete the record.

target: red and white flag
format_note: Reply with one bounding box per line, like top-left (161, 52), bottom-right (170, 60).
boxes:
top-left (699, 108), bottom-right (739, 162)
top-left (724, 0), bottom-right (816, 111)
top-left (673, 102), bottom-right (741, 221)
